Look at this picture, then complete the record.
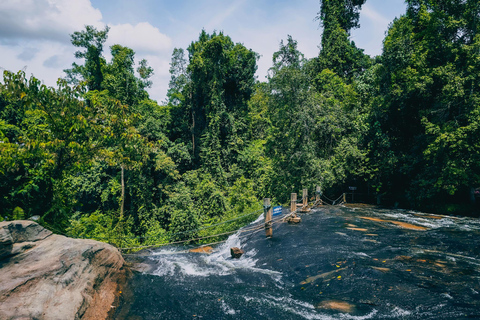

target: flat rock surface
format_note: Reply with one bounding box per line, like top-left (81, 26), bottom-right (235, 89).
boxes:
top-left (118, 205), bottom-right (480, 319)
top-left (0, 220), bottom-right (125, 320)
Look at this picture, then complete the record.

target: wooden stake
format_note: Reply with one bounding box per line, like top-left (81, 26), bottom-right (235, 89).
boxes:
top-left (264, 198), bottom-right (273, 238)
top-left (303, 189), bottom-right (308, 209)
top-left (316, 185), bottom-right (321, 205)
top-left (343, 193), bottom-right (346, 204)
top-left (290, 193), bottom-right (297, 214)
top-left (287, 192), bottom-right (302, 224)
top-left (299, 189), bottom-right (311, 213)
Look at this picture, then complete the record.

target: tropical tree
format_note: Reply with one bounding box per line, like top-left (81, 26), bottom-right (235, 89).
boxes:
top-left (64, 25), bottom-right (109, 91)
top-left (371, 0), bottom-right (480, 209)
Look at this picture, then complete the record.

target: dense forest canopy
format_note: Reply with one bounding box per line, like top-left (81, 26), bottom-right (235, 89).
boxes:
top-left (0, 0), bottom-right (478, 247)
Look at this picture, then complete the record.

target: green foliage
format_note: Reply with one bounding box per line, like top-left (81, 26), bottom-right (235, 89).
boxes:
top-left (228, 176), bottom-right (258, 213)
top-left (64, 25), bottom-right (109, 91)
top-left (140, 218), bottom-right (168, 246)
top-left (370, 0), bottom-right (480, 208)
top-left (317, 0), bottom-right (371, 82)
top-left (165, 182), bottom-right (199, 241)
top-left (173, 30), bottom-right (258, 173)
top-left (265, 34), bottom-right (368, 201)
top-left (102, 44), bottom-right (152, 106)
top-left (317, 0), bottom-right (366, 34)
top-left (67, 210), bottom-right (140, 248)
top-left (12, 207), bottom-right (25, 220)
top-left (0, 70), bottom-right (111, 221)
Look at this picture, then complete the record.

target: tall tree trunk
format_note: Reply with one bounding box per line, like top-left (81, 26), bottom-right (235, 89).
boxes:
top-left (191, 92), bottom-right (195, 165)
top-left (120, 164), bottom-right (125, 220)
top-left (192, 110), bottom-right (195, 161)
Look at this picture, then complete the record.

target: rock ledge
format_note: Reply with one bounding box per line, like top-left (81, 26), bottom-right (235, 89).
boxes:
top-left (0, 220), bottom-right (125, 320)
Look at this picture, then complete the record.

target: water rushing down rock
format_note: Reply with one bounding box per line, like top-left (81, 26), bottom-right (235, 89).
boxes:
top-left (118, 205), bottom-right (480, 320)
top-left (0, 220), bottom-right (125, 320)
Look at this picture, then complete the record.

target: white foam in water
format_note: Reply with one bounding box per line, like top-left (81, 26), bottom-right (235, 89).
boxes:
top-left (149, 214), bottom-right (282, 279)
top-left (242, 294), bottom-right (379, 320)
top-left (384, 306), bottom-right (411, 318)
top-left (378, 211), bottom-right (450, 229)
top-left (372, 209), bottom-right (480, 232)
top-left (353, 252), bottom-right (370, 258)
top-left (251, 212), bottom-right (265, 224)
top-left (441, 293), bottom-right (453, 300)
top-left (220, 300), bottom-right (236, 315)
top-left (413, 303), bottom-right (449, 318)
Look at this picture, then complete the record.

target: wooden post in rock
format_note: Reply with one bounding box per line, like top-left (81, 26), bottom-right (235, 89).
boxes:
top-left (287, 193), bottom-right (302, 224)
top-left (343, 193), bottom-right (346, 204)
top-left (299, 189), bottom-right (311, 213)
top-left (303, 189), bottom-right (308, 209)
top-left (264, 198), bottom-right (273, 238)
top-left (290, 193), bottom-right (297, 214)
top-left (316, 185), bottom-right (321, 205)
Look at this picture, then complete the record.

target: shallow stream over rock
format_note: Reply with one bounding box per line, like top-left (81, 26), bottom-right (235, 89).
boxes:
top-left (116, 205), bottom-right (480, 319)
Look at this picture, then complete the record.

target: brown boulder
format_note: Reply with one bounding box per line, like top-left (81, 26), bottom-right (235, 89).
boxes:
top-left (0, 220), bottom-right (125, 320)
top-left (287, 216), bottom-right (302, 224)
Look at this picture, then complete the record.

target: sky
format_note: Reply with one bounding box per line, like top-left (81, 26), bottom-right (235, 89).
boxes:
top-left (0, 0), bottom-right (407, 104)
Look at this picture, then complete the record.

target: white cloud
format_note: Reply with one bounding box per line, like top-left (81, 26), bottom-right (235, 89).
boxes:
top-left (0, 41), bottom-right (73, 83)
top-left (107, 22), bottom-right (172, 55)
top-left (0, 0), bottom-right (103, 44)
top-left (0, 0), bottom-right (173, 103)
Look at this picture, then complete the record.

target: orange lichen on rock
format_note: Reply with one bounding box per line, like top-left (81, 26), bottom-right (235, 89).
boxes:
top-left (371, 267), bottom-right (390, 272)
top-left (389, 221), bottom-right (428, 230)
top-left (346, 227), bottom-right (368, 232)
top-left (189, 246), bottom-right (213, 254)
top-left (360, 216), bottom-right (387, 223)
top-left (316, 300), bottom-right (355, 313)
top-left (359, 217), bottom-right (427, 231)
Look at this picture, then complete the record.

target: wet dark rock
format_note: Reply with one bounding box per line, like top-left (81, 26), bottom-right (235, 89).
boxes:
top-left (116, 205), bottom-right (480, 319)
top-left (230, 247), bottom-right (244, 258)
top-left (0, 220), bottom-right (125, 320)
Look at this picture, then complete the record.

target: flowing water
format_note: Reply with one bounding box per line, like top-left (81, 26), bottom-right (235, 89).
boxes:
top-left (115, 205), bottom-right (480, 319)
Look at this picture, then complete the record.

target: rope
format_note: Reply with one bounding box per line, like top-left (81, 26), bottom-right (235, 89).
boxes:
top-left (120, 210), bottom-right (286, 252)
top-left (44, 187), bottom-right (350, 255)
top-left (334, 193), bottom-right (344, 203)
top-left (152, 208), bottom-right (263, 239)
top-left (133, 208), bottom-right (263, 240)
top-left (321, 194), bottom-right (337, 203)
top-left (120, 229), bottom-right (244, 251)
top-left (54, 207), bottom-right (264, 245)
top-left (320, 193), bottom-right (345, 206)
